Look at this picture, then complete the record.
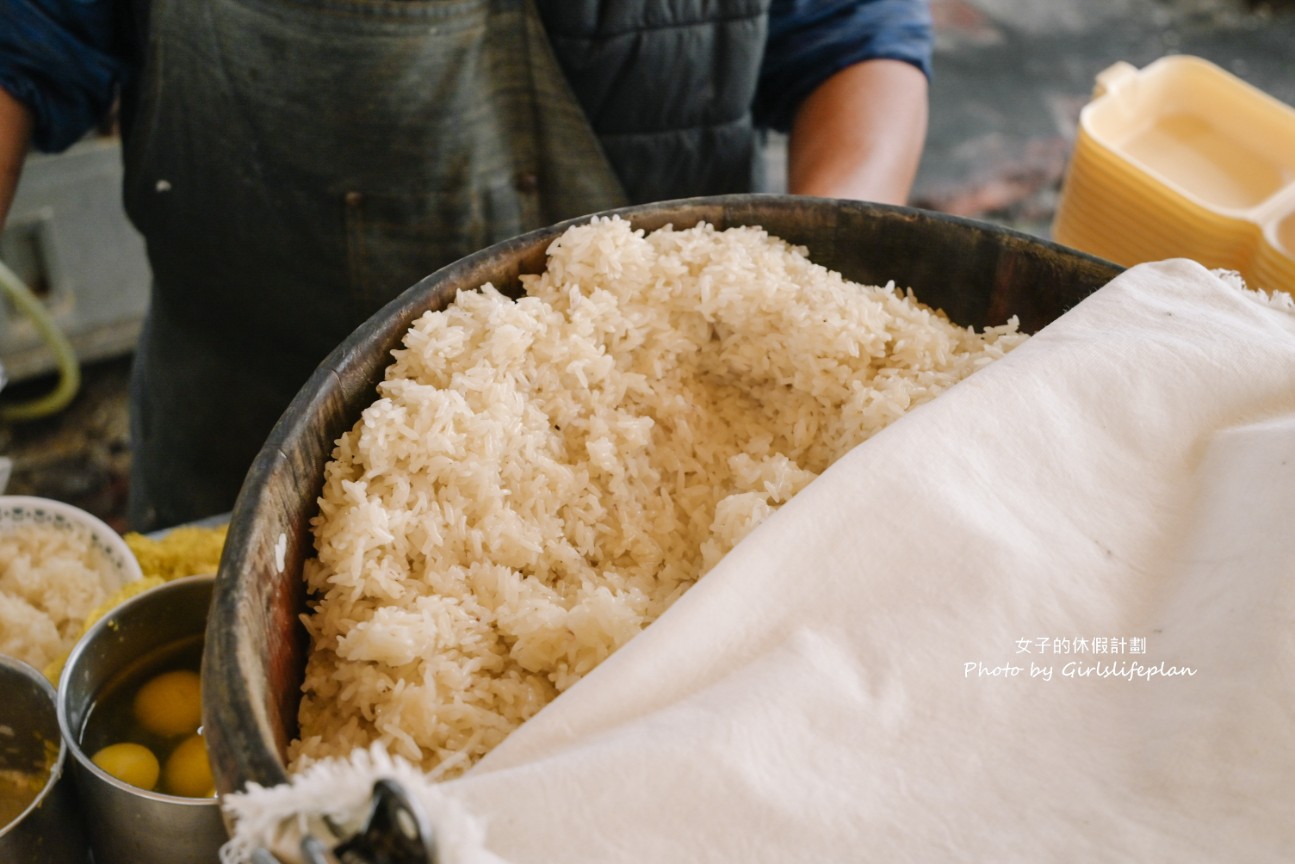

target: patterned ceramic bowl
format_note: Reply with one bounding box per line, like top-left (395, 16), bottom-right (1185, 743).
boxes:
top-left (0, 496), bottom-right (144, 671)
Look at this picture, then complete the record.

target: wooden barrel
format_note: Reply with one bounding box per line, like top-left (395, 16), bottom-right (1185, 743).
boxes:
top-left (202, 195), bottom-right (1122, 794)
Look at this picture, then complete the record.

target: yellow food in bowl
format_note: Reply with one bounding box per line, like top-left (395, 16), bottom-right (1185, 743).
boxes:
top-left (92, 742), bottom-right (160, 790)
top-left (134, 669), bottom-right (203, 737)
top-left (163, 734), bottom-right (215, 798)
top-left (0, 766), bottom-right (48, 827)
top-left (124, 525), bottom-right (227, 582)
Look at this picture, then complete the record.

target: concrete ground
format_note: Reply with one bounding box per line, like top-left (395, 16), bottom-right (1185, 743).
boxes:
top-left (3, 0), bottom-right (1294, 530)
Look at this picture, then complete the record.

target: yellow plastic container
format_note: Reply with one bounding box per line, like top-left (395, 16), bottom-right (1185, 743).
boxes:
top-left (1053, 55), bottom-right (1295, 296)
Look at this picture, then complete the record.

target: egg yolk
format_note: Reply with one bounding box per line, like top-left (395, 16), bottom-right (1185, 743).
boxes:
top-left (133, 670), bottom-right (203, 737)
top-left (163, 734), bottom-right (215, 798)
top-left (92, 742), bottom-right (160, 791)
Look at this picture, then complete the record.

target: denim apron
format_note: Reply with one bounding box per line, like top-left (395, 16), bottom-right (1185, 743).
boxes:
top-left (121, 0), bottom-right (629, 530)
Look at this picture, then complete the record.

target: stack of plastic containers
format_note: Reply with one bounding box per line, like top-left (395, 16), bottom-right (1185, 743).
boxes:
top-left (1053, 55), bottom-right (1295, 297)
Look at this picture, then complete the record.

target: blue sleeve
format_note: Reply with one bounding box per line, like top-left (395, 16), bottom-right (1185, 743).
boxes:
top-left (0, 0), bottom-right (131, 152)
top-left (756, 0), bottom-right (933, 133)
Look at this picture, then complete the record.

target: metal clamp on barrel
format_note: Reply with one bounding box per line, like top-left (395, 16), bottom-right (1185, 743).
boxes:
top-left (251, 779), bottom-right (438, 864)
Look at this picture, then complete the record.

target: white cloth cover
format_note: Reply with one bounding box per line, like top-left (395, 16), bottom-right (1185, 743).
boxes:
top-left (223, 259), bottom-right (1295, 864)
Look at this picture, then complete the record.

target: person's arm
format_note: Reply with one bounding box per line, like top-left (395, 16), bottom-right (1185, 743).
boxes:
top-left (0, 0), bottom-right (132, 229)
top-left (786, 57), bottom-right (928, 205)
top-left (756, 0), bottom-right (933, 205)
top-left (0, 87), bottom-right (34, 228)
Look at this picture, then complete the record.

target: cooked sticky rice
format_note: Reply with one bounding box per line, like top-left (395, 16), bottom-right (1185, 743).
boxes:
top-left (0, 521), bottom-right (118, 670)
top-left (293, 217), bottom-right (1027, 775)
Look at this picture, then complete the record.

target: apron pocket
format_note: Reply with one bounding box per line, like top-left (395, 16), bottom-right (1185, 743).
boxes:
top-left (342, 177), bottom-right (530, 319)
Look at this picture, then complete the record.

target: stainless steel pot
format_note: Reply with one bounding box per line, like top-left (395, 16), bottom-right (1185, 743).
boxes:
top-left (0, 655), bottom-right (90, 864)
top-left (57, 573), bottom-right (227, 864)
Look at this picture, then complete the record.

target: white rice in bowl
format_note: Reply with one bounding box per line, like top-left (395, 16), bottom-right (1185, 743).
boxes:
top-left (0, 518), bottom-right (121, 671)
top-left (293, 217), bottom-right (1027, 775)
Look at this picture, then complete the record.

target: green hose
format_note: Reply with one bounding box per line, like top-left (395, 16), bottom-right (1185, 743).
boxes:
top-left (0, 256), bottom-right (81, 422)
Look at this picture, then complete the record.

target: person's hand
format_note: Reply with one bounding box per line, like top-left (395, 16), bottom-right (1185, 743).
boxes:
top-left (0, 87), bottom-right (34, 229)
top-left (787, 58), bottom-right (928, 206)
